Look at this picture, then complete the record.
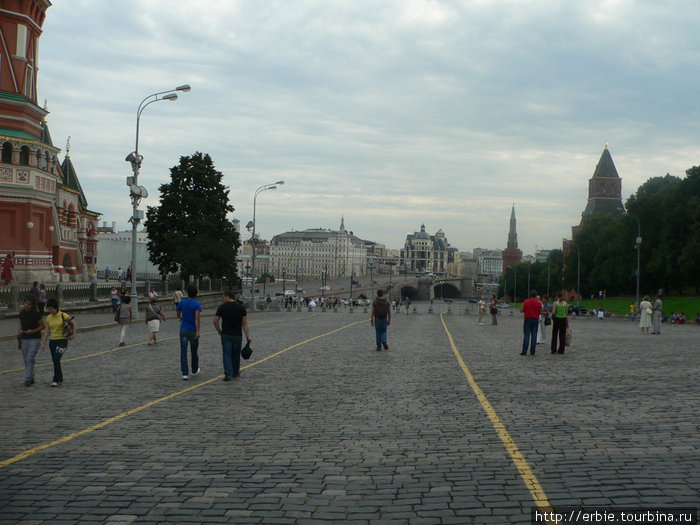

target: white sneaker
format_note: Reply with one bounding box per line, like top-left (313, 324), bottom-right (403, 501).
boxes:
top-left (182, 375), bottom-right (189, 380)
top-left (192, 368), bottom-right (200, 376)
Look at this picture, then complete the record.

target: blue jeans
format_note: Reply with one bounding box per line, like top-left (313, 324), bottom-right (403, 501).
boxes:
top-left (522, 318), bottom-right (538, 355)
top-left (21, 338), bottom-right (41, 381)
top-left (374, 317), bottom-right (388, 350)
top-left (179, 330), bottom-right (199, 375)
top-left (221, 334), bottom-right (242, 378)
top-left (111, 298), bottom-right (118, 312)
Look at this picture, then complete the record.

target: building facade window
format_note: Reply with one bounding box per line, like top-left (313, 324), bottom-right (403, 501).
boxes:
top-left (1, 142), bottom-right (12, 164)
top-left (16, 24), bottom-right (28, 59)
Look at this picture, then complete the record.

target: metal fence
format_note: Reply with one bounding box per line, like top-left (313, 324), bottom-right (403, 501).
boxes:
top-left (0, 278), bottom-right (236, 311)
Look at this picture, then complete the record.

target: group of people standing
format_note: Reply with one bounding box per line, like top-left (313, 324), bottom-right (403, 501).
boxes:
top-left (520, 291), bottom-right (569, 356)
top-left (477, 295), bottom-right (500, 326)
top-left (637, 294), bottom-right (663, 335)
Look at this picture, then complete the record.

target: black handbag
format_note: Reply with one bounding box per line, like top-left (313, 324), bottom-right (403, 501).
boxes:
top-left (544, 315), bottom-right (552, 326)
top-left (241, 342), bottom-right (253, 360)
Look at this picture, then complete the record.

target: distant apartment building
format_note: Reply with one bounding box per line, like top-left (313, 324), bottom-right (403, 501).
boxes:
top-left (475, 249), bottom-right (503, 282)
top-left (401, 224), bottom-right (455, 274)
top-left (269, 218), bottom-right (368, 279)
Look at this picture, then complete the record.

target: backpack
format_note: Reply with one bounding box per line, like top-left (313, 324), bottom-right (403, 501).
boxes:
top-left (62, 313), bottom-right (75, 338)
top-left (373, 298), bottom-right (389, 319)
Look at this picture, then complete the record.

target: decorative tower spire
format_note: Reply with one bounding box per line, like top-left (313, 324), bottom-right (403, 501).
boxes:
top-left (66, 136), bottom-right (71, 157)
top-left (339, 216), bottom-right (345, 232)
top-left (502, 204), bottom-right (523, 269)
top-left (508, 203), bottom-right (517, 248)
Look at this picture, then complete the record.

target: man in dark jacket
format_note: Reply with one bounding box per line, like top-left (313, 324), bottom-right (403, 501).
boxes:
top-left (370, 289), bottom-right (391, 351)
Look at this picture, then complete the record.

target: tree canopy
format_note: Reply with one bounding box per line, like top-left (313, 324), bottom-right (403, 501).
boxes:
top-left (499, 165), bottom-right (700, 298)
top-left (145, 152), bottom-right (239, 280)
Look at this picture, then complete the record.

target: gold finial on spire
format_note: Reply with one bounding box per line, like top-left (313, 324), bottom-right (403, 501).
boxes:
top-left (605, 141), bottom-right (609, 149)
top-left (43, 99), bottom-right (48, 121)
top-left (66, 136), bottom-right (71, 157)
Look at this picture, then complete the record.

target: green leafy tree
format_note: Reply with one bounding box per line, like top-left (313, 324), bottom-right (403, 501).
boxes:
top-left (565, 215), bottom-right (635, 296)
top-left (145, 152), bottom-right (239, 280)
top-left (500, 250), bottom-right (563, 301)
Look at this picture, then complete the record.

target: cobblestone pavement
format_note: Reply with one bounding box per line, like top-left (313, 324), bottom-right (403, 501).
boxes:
top-left (0, 305), bottom-right (698, 524)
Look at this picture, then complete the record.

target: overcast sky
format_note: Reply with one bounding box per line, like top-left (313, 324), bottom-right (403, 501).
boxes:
top-left (38, 0), bottom-right (700, 255)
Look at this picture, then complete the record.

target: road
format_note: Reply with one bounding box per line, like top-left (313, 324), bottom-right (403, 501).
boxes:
top-left (1, 306), bottom-right (698, 523)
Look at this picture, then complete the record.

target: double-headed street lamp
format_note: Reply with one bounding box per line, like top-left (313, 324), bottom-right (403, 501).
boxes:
top-left (125, 85), bottom-right (190, 317)
top-left (250, 181), bottom-right (284, 298)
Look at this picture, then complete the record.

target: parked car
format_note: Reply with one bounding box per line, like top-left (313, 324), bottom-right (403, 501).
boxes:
top-left (319, 286), bottom-right (331, 291)
top-left (568, 306), bottom-right (588, 316)
top-left (351, 279), bottom-right (359, 285)
top-left (497, 303), bottom-right (510, 309)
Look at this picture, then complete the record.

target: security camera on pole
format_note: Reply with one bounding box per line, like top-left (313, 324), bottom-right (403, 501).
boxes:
top-left (125, 85), bottom-right (191, 318)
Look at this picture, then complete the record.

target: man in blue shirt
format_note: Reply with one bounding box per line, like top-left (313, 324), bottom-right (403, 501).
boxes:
top-left (176, 285), bottom-right (202, 380)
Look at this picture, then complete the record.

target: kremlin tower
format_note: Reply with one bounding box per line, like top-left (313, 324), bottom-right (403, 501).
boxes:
top-left (502, 204), bottom-right (523, 269)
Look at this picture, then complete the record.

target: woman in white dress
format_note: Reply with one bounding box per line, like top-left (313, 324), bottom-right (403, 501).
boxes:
top-left (639, 295), bottom-right (652, 334)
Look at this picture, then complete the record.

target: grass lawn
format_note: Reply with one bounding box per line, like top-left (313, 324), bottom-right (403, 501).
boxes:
top-left (510, 296), bottom-right (700, 318)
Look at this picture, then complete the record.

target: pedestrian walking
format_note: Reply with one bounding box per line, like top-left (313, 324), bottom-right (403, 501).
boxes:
top-left (639, 295), bottom-right (652, 334)
top-left (371, 289), bottom-right (391, 351)
top-left (173, 288), bottom-right (183, 307)
top-left (37, 283), bottom-right (47, 316)
top-left (489, 295), bottom-right (499, 325)
top-left (478, 295), bottom-right (486, 325)
top-left (405, 296), bottom-right (411, 314)
top-left (145, 296), bottom-right (166, 345)
top-left (550, 293), bottom-right (568, 354)
top-left (1, 252), bottom-right (15, 285)
top-left (519, 290), bottom-right (541, 356)
top-left (105, 266), bottom-right (111, 281)
top-left (110, 286), bottom-right (119, 312)
top-left (119, 282), bottom-right (128, 303)
top-left (41, 298), bottom-right (76, 387)
top-left (117, 296), bottom-right (133, 346)
top-left (652, 294), bottom-right (663, 334)
top-left (177, 285), bottom-right (202, 380)
top-left (18, 294), bottom-right (45, 387)
top-left (213, 290), bottom-right (251, 381)
top-left (29, 281), bottom-right (40, 301)
top-left (117, 267), bottom-right (124, 282)
top-left (537, 295), bottom-right (551, 344)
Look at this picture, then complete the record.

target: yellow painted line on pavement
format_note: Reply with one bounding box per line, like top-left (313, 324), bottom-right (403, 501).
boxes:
top-left (0, 318), bottom-right (362, 470)
top-left (0, 315), bottom-right (318, 375)
top-left (440, 314), bottom-right (555, 522)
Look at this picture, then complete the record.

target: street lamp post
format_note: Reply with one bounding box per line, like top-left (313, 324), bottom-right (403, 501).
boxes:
top-left (576, 246), bottom-right (581, 307)
top-left (126, 84), bottom-right (190, 318)
top-left (250, 181), bottom-right (284, 300)
top-left (619, 207), bottom-right (642, 309)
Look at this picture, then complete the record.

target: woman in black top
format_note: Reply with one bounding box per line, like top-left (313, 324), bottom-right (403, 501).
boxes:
top-left (18, 294), bottom-right (45, 386)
